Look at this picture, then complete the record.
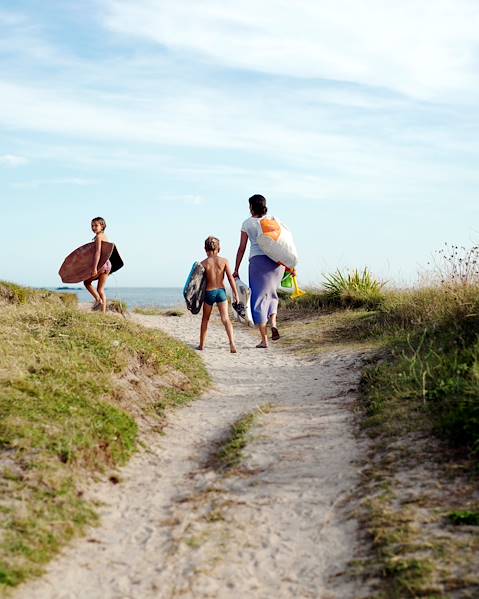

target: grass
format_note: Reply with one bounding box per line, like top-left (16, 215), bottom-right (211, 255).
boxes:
top-left (133, 307), bottom-right (184, 317)
top-left (0, 282), bottom-right (78, 307)
top-left (0, 282), bottom-right (209, 591)
top-left (323, 267), bottom-right (385, 309)
top-left (277, 272), bottom-right (479, 597)
top-left (216, 412), bottom-right (257, 470)
top-left (366, 493), bottom-right (438, 597)
top-left (359, 285), bottom-right (479, 456)
top-left (281, 280), bottom-right (479, 457)
top-left (107, 299), bottom-right (128, 314)
top-left (208, 405), bottom-right (271, 471)
top-left (447, 511), bottom-right (479, 526)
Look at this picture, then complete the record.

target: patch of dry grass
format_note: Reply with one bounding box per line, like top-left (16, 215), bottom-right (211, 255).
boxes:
top-left (0, 283), bottom-right (209, 591)
top-left (277, 280), bottom-right (479, 597)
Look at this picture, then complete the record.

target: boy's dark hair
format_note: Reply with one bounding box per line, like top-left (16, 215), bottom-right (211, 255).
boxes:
top-left (205, 236), bottom-right (220, 252)
top-left (249, 194), bottom-right (267, 217)
top-left (92, 217), bottom-right (106, 230)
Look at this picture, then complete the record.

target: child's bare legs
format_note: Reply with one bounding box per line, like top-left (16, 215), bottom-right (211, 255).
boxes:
top-left (218, 301), bottom-right (237, 353)
top-left (97, 273), bottom-right (109, 313)
top-left (84, 278), bottom-right (101, 304)
top-left (199, 303), bottom-right (213, 349)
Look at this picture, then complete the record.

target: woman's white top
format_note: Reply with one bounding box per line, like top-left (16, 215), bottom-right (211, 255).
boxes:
top-left (241, 216), bottom-right (268, 260)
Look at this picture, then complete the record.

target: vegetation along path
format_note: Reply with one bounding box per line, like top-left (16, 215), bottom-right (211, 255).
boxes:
top-left (16, 311), bottom-right (371, 599)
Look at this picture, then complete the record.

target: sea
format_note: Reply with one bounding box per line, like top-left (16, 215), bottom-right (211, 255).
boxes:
top-left (48, 287), bottom-right (184, 309)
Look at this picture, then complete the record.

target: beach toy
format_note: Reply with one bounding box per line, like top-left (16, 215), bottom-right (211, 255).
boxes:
top-left (281, 271), bottom-right (306, 298)
top-left (183, 262), bottom-right (207, 314)
top-left (255, 217), bottom-right (298, 270)
top-left (234, 279), bottom-right (254, 326)
top-left (281, 272), bottom-right (293, 288)
top-left (59, 242), bottom-right (124, 284)
top-left (291, 276), bottom-right (306, 299)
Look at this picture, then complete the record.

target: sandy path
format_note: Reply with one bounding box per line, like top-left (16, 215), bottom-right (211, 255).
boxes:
top-left (15, 312), bottom-right (370, 599)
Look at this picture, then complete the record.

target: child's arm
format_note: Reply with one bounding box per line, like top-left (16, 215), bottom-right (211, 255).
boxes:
top-left (91, 236), bottom-right (102, 276)
top-left (225, 260), bottom-right (239, 302)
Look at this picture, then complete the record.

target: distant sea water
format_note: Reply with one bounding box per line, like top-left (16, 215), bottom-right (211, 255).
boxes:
top-left (47, 287), bottom-right (184, 309)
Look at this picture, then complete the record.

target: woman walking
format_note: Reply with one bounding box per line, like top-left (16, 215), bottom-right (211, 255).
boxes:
top-left (233, 195), bottom-right (285, 348)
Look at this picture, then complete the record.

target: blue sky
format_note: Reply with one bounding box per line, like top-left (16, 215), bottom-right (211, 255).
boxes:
top-left (1, 0), bottom-right (479, 287)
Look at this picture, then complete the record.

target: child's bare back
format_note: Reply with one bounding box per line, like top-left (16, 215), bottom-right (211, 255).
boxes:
top-left (198, 236), bottom-right (239, 353)
top-left (201, 255), bottom-right (228, 291)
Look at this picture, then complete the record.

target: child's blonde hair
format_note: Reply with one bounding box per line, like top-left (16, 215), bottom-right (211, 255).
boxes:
top-left (205, 236), bottom-right (220, 252)
top-left (92, 216), bottom-right (106, 230)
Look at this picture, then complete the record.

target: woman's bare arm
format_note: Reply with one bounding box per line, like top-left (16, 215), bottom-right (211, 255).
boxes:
top-left (233, 231), bottom-right (248, 278)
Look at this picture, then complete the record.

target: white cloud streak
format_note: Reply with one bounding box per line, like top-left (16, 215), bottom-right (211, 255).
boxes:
top-left (0, 154), bottom-right (28, 167)
top-left (103, 0), bottom-right (479, 99)
top-left (11, 177), bottom-right (96, 189)
top-left (1, 3), bottom-right (478, 208)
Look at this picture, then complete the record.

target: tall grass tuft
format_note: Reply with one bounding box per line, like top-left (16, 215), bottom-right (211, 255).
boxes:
top-left (322, 268), bottom-right (385, 308)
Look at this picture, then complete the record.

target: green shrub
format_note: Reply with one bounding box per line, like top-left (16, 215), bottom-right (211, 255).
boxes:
top-left (323, 268), bottom-right (385, 308)
top-left (361, 283), bottom-right (479, 456)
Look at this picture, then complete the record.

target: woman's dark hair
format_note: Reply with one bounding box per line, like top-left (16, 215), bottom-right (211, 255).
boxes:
top-left (249, 194), bottom-right (267, 217)
top-left (91, 217), bottom-right (106, 230)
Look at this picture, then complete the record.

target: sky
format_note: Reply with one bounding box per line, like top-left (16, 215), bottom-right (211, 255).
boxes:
top-left (1, 0), bottom-right (479, 288)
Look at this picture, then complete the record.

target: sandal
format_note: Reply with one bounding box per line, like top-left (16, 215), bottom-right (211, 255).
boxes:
top-left (256, 342), bottom-right (269, 349)
top-left (271, 327), bottom-right (280, 341)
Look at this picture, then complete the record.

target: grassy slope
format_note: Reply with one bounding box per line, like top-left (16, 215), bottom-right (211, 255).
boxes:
top-left (279, 286), bottom-right (479, 597)
top-left (0, 283), bottom-right (209, 591)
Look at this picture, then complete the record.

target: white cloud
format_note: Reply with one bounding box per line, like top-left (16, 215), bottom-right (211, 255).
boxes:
top-left (103, 0), bottom-right (479, 99)
top-left (0, 3), bottom-right (478, 211)
top-left (0, 154), bottom-right (28, 167)
top-left (0, 79), bottom-right (377, 165)
top-left (180, 195), bottom-right (205, 206)
top-left (11, 177), bottom-right (96, 189)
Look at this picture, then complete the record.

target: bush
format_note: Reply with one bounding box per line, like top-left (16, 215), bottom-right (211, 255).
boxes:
top-left (361, 283), bottom-right (479, 456)
top-left (323, 268), bottom-right (385, 308)
top-left (279, 268), bottom-right (385, 313)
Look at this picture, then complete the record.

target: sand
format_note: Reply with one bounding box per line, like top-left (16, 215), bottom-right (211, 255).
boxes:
top-left (15, 311), bottom-right (371, 599)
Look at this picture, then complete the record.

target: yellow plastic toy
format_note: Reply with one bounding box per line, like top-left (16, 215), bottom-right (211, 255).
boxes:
top-left (291, 275), bottom-right (306, 299)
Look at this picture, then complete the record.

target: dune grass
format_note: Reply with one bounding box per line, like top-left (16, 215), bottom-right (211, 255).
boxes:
top-left (133, 307), bottom-right (184, 317)
top-left (359, 285), bottom-right (479, 456)
top-left (0, 282), bottom-right (209, 591)
top-left (279, 272), bottom-right (479, 596)
top-left (281, 278), bottom-right (479, 457)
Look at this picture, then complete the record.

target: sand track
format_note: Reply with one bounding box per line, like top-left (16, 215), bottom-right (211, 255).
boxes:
top-left (15, 312), bottom-right (370, 599)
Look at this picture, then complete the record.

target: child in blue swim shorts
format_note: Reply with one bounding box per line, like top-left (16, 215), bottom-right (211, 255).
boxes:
top-left (199, 236), bottom-right (239, 353)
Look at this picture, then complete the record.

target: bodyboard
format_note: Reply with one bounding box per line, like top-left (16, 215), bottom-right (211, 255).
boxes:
top-left (59, 242), bottom-right (124, 284)
top-left (234, 279), bottom-right (254, 326)
top-left (183, 262), bottom-right (207, 315)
